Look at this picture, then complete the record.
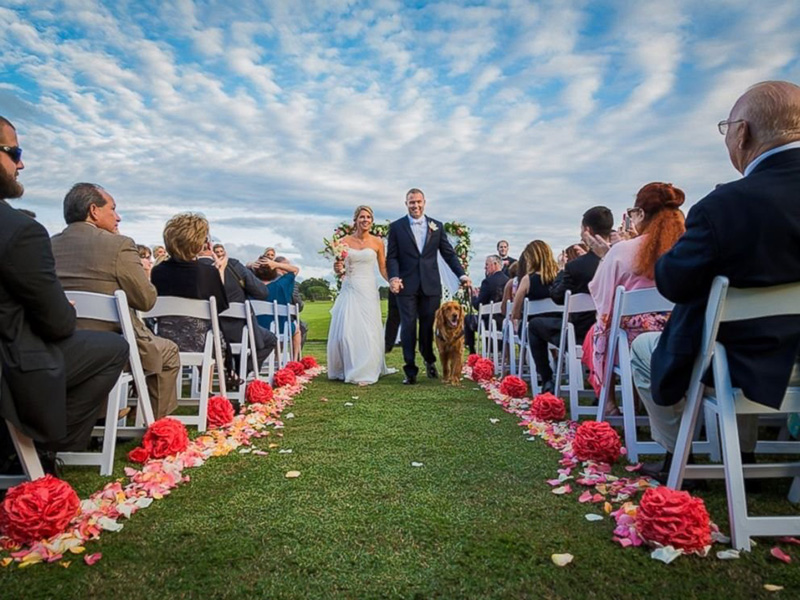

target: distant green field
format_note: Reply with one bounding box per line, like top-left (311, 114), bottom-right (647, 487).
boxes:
top-left (301, 299), bottom-right (388, 341)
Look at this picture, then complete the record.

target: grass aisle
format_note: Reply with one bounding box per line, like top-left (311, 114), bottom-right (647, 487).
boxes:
top-left (1, 342), bottom-right (798, 598)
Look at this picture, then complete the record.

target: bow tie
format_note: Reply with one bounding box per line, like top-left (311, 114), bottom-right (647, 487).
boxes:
top-left (411, 218), bottom-right (425, 226)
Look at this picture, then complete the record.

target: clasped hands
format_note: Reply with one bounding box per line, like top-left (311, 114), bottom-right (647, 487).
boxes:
top-left (389, 277), bottom-right (403, 293)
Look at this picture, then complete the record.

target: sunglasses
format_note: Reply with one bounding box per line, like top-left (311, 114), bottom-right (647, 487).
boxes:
top-left (0, 146), bottom-right (22, 163)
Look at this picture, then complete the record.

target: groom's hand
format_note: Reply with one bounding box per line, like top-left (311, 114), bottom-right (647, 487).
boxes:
top-left (389, 277), bottom-right (403, 293)
top-left (460, 276), bottom-right (472, 289)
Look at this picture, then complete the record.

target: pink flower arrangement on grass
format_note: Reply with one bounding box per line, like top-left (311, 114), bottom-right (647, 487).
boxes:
top-left (207, 395), bottom-right (235, 429)
top-left (573, 421), bottom-right (622, 464)
top-left (0, 475), bottom-right (81, 545)
top-left (499, 375), bottom-right (527, 398)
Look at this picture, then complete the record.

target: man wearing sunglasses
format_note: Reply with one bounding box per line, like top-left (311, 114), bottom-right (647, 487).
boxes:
top-left (0, 116), bottom-right (128, 471)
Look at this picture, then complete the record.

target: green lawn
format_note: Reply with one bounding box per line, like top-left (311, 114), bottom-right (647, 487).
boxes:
top-left (1, 343), bottom-right (798, 598)
top-left (302, 299), bottom-right (387, 341)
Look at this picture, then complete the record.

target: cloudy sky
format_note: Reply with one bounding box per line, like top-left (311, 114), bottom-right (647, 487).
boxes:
top-left (2, 0), bottom-right (799, 281)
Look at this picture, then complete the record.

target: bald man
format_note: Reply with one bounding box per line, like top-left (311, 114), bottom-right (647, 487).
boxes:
top-left (630, 81), bottom-right (800, 481)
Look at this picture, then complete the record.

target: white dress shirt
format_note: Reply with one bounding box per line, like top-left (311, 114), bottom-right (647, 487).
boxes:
top-left (409, 215), bottom-right (427, 251)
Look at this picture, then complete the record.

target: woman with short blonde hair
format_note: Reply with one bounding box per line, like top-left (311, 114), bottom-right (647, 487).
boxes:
top-left (163, 212), bottom-right (208, 262)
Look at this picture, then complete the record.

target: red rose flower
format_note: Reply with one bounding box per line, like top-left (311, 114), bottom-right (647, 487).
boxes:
top-left (274, 368), bottom-right (297, 388)
top-left (207, 395), bottom-right (235, 429)
top-left (472, 358), bottom-right (495, 382)
top-left (286, 361), bottom-right (306, 376)
top-left (635, 487), bottom-right (711, 553)
top-left (245, 380), bottom-right (274, 404)
top-left (0, 475), bottom-right (81, 544)
top-left (142, 417), bottom-right (189, 460)
top-left (573, 421), bottom-right (621, 464)
top-left (301, 356), bottom-right (318, 369)
top-left (128, 446), bottom-right (150, 464)
top-left (466, 354), bottom-right (481, 367)
top-left (499, 375), bottom-right (528, 398)
top-left (531, 392), bottom-right (566, 421)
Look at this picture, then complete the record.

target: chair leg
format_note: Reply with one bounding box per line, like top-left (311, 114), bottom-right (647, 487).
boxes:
top-left (7, 421), bottom-right (44, 481)
top-left (789, 477), bottom-right (800, 504)
top-left (198, 362), bottom-right (211, 433)
top-left (100, 380), bottom-right (125, 476)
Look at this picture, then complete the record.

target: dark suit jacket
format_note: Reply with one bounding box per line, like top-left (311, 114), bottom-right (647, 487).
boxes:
top-left (651, 148), bottom-right (800, 408)
top-left (51, 222), bottom-right (165, 372)
top-left (386, 216), bottom-right (465, 296)
top-left (549, 252), bottom-right (600, 339)
top-left (0, 201), bottom-right (76, 440)
top-left (472, 270), bottom-right (509, 309)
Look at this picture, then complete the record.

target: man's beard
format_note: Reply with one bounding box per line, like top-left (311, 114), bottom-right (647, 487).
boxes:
top-left (0, 169), bottom-right (23, 199)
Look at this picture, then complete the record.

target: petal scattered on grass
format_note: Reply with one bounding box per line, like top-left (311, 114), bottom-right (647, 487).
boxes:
top-left (285, 471), bottom-right (301, 479)
top-left (489, 418), bottom-right (500, 424)
top-left (411, 462), bottom-right (424, 468)
top-left (777, 536), bottom-right (800, 545)
top-left (585, 514), bottom-right (603, 522)
top-left (716, 549), bottom-right (740, 560)
top-left (284, 413), bottom-right (295, 419)
top-left (551, 553), bottom-right (573, 567)
top-left (83, 553), bottom-right (102, 566)
top-left (651, 546), bottom-right (683, 564)
top-left (278, 449), bottom-right (293, 454)
top-left (552, 485), bottom-right (571, 495)
top-left (344, 402), bottom-right (354, 407)
top-left (770, 547), bottom-right (792, 564)
top-left (764, 584), bottom-right (784, 592)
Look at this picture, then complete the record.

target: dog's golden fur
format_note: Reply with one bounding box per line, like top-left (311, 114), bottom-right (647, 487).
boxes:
top-left (434, 301), bottom-right (465, 385)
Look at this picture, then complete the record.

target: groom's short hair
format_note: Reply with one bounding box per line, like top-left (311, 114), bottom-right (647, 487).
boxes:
top-left (406, 188), bottom-right (425, 199)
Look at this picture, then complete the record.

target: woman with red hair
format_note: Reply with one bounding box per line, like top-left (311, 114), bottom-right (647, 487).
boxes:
top-left (583, 182), bottom-right (686, 407)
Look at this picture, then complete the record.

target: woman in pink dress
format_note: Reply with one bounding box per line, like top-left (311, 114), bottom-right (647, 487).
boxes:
top-left (583, 182), bottom-right (687, 407)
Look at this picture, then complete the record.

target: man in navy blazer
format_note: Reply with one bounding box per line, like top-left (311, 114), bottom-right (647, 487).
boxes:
top-left (630, 81), bottom-right (800, 476)
top-left (387, 188), bottom-right (471, 384)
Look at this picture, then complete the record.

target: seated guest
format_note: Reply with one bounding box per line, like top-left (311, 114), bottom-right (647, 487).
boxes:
top-left (151, 213), bottom-right (229, 353)
top-left (510, 240), bottom-right (559, 329)
top-left (497, 239), bottom-right (516, 275)
top-left (253, 258), bottom-right (302, 361)
top-left (499, 261), bottom-right (519, 316)
top-left (465, 255), bottom-right (509, 354)
top-left (0, 117), bottom-right (128, 465)
top-left (528, 206), bottom-right (613, 393)
top-left (213, 243), bottom-right (278, 374)
top-left (263, 247), bottom-right (276, 261)
top-left (584, 182), bottom-right (686, 403)
top-left (631, 81), bottom-right (800, 480)
top-left (51, 183), bottom-right (181, 419)
top-left (137, 244), bottom-right (153, 279)
top-left (152, 245), bottom-right (168, 266)
top-left (275, 256), bottom-right (309, 348)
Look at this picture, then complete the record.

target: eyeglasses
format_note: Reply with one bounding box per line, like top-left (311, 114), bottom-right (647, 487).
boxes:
top-left (717, 119), bottom-right (744, 135)
top-left (626, 207), bottom-right (644, 217)
top-left (0, 146), bottom-right (22, 163)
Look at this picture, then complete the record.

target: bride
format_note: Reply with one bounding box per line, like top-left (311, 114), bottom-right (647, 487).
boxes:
top-left (327, 205), bottom-right (390, 385)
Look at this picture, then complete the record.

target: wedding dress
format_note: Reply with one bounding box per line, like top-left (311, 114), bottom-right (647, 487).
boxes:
top-left (327, 247), bottom-right (389, 384)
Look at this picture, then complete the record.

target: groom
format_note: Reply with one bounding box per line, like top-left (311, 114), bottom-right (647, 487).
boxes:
top-left (387, 188), bottom-right (471, 384)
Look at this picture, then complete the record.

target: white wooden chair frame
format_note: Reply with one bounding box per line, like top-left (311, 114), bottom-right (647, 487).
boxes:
top-left (501, 300), bottom-right (521, 376)
top-left (668, 276), bottom-right (800, 550)
top-left (218, 301), bottom-right (261, 404)
top-left (0, 367), bottom-right (45, 488)
top-left (517, 297), bottom-right (564, 396)
top-left (56, 291), bottom-right (155, 475)
top-left (477, 301), bottom-right (504, 374)
top-left (143, 296), bottom-right (226, 432)
top-left (249, 300), bottom-right (278, 383)
top-left (553, 291), bottom-right (596, 421)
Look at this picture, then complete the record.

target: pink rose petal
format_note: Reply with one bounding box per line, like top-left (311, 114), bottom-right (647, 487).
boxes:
top-left (770, 547), bottom-right (792, 564)
top-left (84, 553), bottom-right (102, 566)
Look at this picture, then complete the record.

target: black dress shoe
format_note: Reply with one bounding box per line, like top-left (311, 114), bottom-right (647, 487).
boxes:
top-left (403, 375), bottom-right (417, 385)
top-left (425, 362), bottom-right (438, 379)
top-left (542, 379), bottom-right (555, 394)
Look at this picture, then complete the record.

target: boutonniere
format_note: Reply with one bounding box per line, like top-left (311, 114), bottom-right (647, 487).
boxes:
top-left (428, 221), bottom-right (438, 232)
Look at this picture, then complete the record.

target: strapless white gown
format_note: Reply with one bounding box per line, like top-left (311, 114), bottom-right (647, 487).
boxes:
top-left (327, 247), bottom-right (389, 384)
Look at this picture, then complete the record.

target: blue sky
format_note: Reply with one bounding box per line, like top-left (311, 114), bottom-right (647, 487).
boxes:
top-left (2, 0), bottom-right (799, 281)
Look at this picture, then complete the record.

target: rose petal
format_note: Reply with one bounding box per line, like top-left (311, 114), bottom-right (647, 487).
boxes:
top-left (764, 585), bottom-right (784, 592)
top-left (770, 547), bottom-right (792, 564)
top-left (411, 462), bottom-right (424, 467)
top-left (84, 553), bottom-right (102, 566)
top-left (651, 546), bottom-right (683, 564)
top-left (716, 549), bottom-right (740, 560)
top-left (777, 537), bottom-right (800, 545)
top-left (551, 553), bottom-right (573, 567)
top-left (585, 514), bottom-right (603, 522)
top-left (285, 471), bottom-right (301, 478)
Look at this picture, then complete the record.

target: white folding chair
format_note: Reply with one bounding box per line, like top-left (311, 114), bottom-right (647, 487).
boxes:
top-left (0, 367), bottom-right (45, 488)
top-left (288, 303), bottom-right (302, 359)
top-left (57, 290), bottom-right (156, 475)
top-left (143, 296), bottom-right (226, 432)
top-left (218, 301), bottom-right (261, 404)
top-left (668, 276), bottom-right (800, 550)
top-left (477, 302), bottom-right (495, 360)
top-left (553, 291), bottom-right (596, 421)
top-left (249, 300), bottom-right (277, 383)
top-left (501, 300), bottom-right (521, 375)
top-left (517, 297), bottom-right (564, 396)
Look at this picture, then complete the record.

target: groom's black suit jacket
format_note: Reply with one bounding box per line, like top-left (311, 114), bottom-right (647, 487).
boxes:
top-left (651, 148), bottom-right (800, 409)
top-left (386, 216), bottom-right (465, 296)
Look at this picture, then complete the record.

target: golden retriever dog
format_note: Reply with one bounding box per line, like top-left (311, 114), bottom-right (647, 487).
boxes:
top-left (434, 301), bottom-right (465, 385)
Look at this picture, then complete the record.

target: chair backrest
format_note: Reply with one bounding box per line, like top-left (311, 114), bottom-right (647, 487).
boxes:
top-left (478, 302), bottom-right (502, 317)
top-left (524, 297), bottom-right (563, 319)
top-left (66, 290), bottom-right (154, 424)
top-left (219, 302), bottom-right (247, 320)
top-left (142, 296), bottom-right (226, 395)
top-left (616, 286), bottom-right (673, 317)
top-left (249, 300), bottom-right (275, 317)
top-left (565, 292), bottom-right (595, 314)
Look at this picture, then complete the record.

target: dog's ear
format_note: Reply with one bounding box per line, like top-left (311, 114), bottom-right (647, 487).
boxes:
top-left (434, 307), bottom-right (443, 330)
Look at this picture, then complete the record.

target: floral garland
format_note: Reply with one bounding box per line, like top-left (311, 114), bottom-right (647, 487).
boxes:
top-left (320, 219), bottom-right (472, 288)
top-left (465, 366), bottom-right (741, 564)
top-left (0, 365), bottom-right (323, 569)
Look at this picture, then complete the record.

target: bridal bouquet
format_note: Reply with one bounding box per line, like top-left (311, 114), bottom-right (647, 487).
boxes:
top-left (320, 236), bottom-right (349, 286)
